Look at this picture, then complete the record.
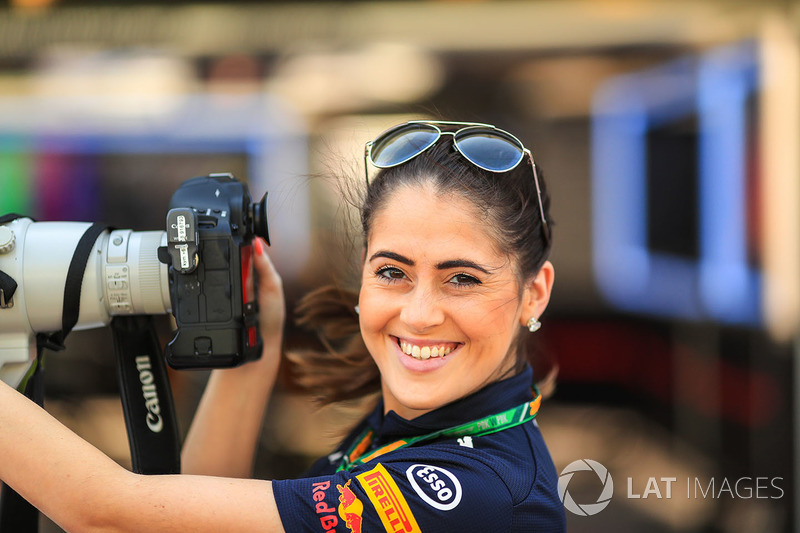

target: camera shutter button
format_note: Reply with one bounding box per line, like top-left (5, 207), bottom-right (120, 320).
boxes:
top-left (0, 226), bottom-right (15, 254)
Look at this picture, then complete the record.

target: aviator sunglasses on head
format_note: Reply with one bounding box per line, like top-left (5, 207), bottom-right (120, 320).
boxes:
top-left (364, 120), bottom-right (550, 245)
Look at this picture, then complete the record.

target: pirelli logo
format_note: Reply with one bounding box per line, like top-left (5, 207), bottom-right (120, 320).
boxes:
top-left (356, 463), bottom-right (421, 533)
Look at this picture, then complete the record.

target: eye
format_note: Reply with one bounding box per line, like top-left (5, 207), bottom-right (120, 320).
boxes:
top-left (448, 273), bottom-right (480, 288)
top-left (375, 265), bottom-right (407, 283)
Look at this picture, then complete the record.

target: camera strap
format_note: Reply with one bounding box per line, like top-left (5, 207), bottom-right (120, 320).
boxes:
top-left (42, 223), bottom-right (109, 350)
top-left (111, 315), bottom-right (181, 475)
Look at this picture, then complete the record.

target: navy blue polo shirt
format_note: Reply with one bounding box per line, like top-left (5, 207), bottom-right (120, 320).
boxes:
top-left (273, 366), bottom-right (566, 532)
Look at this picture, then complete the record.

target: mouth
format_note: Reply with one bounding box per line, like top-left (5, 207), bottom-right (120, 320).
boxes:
top-left (391, 335), bottom-right (462, 361)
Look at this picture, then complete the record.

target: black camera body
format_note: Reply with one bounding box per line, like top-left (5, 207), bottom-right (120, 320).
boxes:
top-left (160, 173), bottom-right (269, 369)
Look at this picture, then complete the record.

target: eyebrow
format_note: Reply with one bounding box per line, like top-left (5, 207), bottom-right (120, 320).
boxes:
top-left (368, 250), bottom-right (492, 275)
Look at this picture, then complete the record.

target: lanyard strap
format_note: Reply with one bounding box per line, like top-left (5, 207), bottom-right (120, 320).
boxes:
top-left (337, 390), bottom-right (542, 472)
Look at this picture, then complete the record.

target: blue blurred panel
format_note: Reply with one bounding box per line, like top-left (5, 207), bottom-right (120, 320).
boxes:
top-left (698, 42), bottom-right (761, 323)
top-left (592, 57), bottom-right (703, 319)
top-left (591, 42), bottom-right (761, 324)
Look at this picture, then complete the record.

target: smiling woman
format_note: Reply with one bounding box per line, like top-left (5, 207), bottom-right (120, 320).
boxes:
top-left (0, 120), bottom-right (564, 533)
top-left (280, 121), bottom-right (564, 531)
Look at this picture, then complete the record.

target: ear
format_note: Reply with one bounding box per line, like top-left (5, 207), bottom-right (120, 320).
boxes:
top-left (519, 261), bottom-right (555, 327)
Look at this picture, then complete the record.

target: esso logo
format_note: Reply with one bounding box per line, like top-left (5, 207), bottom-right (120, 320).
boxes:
top-left (406, 464), bottom-right (462, 511)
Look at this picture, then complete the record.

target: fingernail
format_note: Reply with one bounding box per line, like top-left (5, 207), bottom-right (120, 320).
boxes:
top-left (254, 238), bottom-right (264, 255)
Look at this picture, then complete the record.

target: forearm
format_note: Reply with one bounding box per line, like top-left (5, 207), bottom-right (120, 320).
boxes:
top-left (110, 473), bottom-right (283, 533)
top-left (0, 380), bottom-right (285, 533)
top-left (0, 379), bottom-right (132, 532)
top-left (181, 341), bottom-right (281, 478)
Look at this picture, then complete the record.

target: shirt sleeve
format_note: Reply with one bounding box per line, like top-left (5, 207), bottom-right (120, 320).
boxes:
top-left (273, 457), bottom-right (513, 533)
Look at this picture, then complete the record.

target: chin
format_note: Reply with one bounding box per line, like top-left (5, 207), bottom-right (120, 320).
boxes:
top-left (387, 382), bottom-right (453, 416)
top-left (399, 395), bottom-right (441, 411)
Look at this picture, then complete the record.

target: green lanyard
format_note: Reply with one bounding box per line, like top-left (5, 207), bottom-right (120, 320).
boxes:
top-left (337, 389), bottom-right (542, 472)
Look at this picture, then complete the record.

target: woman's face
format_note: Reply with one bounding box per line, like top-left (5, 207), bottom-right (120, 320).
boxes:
top-left (358, 182), bottom-right (552, 420)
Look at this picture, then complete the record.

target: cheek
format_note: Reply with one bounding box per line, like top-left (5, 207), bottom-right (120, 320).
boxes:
top-left (457, 294), bottom-right (520, 340)
top-left (358, 286), bottom-right (394, 337)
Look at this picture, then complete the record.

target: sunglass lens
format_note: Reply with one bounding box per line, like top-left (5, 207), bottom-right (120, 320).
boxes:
top-left (455, 130), bottom-right (524, 172)
top-left (370, 124), bottom-right (439, 168)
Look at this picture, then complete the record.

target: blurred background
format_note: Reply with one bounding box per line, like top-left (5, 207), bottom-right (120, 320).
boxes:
top-left (0, 0), bottom-right (797, 531)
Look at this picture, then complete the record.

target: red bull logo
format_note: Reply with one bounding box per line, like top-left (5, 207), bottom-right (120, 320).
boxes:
top-left (337, 480), bottom-right (364, 533)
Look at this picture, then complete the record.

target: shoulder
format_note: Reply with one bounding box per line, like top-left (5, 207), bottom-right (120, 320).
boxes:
top-left (414, 421), bottom-right (565, 516)
top-left (272, 421), bottom-right (565, 533)
top-left (379, 421), bottom-right (566, 532)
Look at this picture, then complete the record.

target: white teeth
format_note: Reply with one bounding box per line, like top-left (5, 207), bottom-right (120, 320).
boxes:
top-left (397, 339), bottom-right (457, 360)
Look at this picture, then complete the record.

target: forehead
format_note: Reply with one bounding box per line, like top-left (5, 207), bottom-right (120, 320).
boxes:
top-left (367, 184), bottom-right (507, 263)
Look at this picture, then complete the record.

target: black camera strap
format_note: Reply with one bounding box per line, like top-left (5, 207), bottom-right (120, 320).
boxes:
top-left (111, 315), bottom-right (181, 475)
top-left (0, 213), bottom-right (25, 225)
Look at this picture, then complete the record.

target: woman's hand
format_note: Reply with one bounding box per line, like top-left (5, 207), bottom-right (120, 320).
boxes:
top-left (181, 237), bottom-right (286, 478)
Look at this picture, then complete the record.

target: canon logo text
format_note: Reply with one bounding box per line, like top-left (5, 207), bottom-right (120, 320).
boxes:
top-left (135, 355), bottom-right (163, 433)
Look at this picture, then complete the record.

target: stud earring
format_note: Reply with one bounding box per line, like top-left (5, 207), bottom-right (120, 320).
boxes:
top-left (354, 305), bottom-right (360, 315)
top-left (527, 317), bottom-right (541, 333)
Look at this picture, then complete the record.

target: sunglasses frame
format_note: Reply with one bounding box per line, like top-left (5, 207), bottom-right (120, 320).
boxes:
top-left (364, 120), bottom-right (550, 245)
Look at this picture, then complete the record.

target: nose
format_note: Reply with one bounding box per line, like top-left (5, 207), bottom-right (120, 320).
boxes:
top-left (399, 284), bottom-right (446, 333)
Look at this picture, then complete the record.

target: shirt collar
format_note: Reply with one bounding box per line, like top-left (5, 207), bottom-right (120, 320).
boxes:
top-left (367, 365), bottom-right (535, 442)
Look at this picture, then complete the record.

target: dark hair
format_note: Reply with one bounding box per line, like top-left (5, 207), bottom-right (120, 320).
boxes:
top-left (288, 133), bottom-right (553, 404)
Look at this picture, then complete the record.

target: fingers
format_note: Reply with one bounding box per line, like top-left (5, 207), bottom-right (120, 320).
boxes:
top-left (251, 237), bottom-right (285, 346)
top-left (253, 237), bottom-right (282, 294)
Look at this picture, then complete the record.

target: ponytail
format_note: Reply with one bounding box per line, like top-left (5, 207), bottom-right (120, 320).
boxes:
top-left (287, 284), bottom-right (380, 404)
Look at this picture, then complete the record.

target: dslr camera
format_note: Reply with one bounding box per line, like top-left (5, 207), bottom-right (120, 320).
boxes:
top-left (0, 173), bottom-right (269, 388)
